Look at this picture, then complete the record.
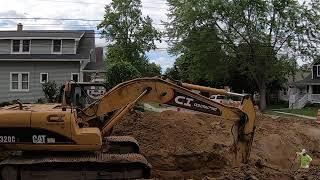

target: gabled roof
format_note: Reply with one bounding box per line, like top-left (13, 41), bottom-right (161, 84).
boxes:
top-left (311, 58), bottom-right (320, 66)
top-left (0, 30), bottom-right (91, 40)
top-left (287, 71), bottom-right (310, 84)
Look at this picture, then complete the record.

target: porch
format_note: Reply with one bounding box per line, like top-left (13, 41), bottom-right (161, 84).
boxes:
top-left (289, 85), bottom-right (320, 109)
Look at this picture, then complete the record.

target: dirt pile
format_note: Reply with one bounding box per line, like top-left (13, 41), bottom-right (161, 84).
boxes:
top-left (252, 115), bottom-right (320, 170)
top-left (112, 111), bottom-right (234, 177)
top-left (112, 110), bottom-right (320, 179)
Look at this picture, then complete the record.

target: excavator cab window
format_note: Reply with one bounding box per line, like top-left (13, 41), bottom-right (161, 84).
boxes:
top-left (74, 87), bottom-right (83, 108)
top-left (66, 83), bottom-right (107, 108)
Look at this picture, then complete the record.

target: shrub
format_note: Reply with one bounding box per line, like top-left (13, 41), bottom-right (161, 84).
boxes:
top-left (0, 101), bottom-right (11, 107)
top-left (105, 61), bottom-right (140, 89)
top-left (42, 81), bottom-right (59, 103)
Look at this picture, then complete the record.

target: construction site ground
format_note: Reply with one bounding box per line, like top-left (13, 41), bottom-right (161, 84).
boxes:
top-left (112, 110), bottom-right (320, 180)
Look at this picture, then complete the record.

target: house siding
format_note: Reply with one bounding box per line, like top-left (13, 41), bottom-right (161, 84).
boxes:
top-left (0, 61), bottom-right (80, 102)
top-left (0, 39), bottom-right (76, 55)
top-left (78, 32), bottom-right (95, 61)
top-left (0, 40), bottom-right (11, 54)
top-left (30, 40), bottom-right (52, 54)
top-left (62, 40), bottom-right (75, 54)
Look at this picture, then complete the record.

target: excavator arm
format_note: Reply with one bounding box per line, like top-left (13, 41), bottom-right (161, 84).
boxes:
top-left (0, 77), bottom-right (256, 180)
top-left (74, 77), bottom-right (256, 165)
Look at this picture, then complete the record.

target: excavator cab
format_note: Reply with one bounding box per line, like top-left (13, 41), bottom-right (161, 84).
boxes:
top-left (60, 82), bottom-right (107, 108)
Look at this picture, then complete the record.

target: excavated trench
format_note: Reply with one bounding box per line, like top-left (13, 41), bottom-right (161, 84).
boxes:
top-left (112, 110), bottom-right (320, 179)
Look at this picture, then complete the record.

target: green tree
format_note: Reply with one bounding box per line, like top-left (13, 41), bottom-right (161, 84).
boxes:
top-left (105, 61), bottom-right (140, 89)
top-left (106, 61), bottom-right (141, 89)
top-left (165, 65), bottom-right (181, 80)
top-left (142, 62), bottom-right (161, 77)
top-left (98, 0), bottom-right (162, 87)
top-left (166, 0), bottom-right (318, 110)
top-left (168, 24), bottom-right (228, 83)
top-left (42, 81), bottom-right (59, 103)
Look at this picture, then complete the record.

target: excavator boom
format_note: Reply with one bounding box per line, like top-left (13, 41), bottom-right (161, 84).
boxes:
top-left (77, 77), bottom-right (256, 164)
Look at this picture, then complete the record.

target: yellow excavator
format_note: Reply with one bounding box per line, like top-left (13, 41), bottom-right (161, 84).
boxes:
top-left (0, 77), bottom-right (256, 180)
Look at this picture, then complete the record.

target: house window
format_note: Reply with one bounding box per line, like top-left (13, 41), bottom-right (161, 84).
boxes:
top-left (22, 40), bottom-right (30, 52)
top-left (40, 73), bottom-right (49, 83)
top-left (11, 73), bottom-right (19, 90)
top-left (313, 85), bottom-right (320, 94)
top-left (12, 40), bottom-right (20, 52)
top-left (10, 72), bottom-right (29, 91)
top-left (52, 40), bottom-right (62, 53)
top-left (11, 40), bottom-right (31, 53)
top-left (71, 73), bottom-right (79, 82)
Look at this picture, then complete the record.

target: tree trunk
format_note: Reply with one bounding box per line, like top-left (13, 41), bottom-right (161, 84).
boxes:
top-left (259, 82), bottom-right (267, 111)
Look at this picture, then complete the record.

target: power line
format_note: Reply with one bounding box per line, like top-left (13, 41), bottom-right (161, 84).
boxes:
top-left (34, 0), bottom-right (168, 6)
top-left (31, 0), bottom-right (169, 9)
top-left (0, 24), bottom-right (166, 29)
top-left (23, 23), bottom-right (97, 27)
top-left (0, 18), bottom-right (166, 26)
top-left (0, 25), bottom-right (99, 28)
top-left (0, 27), bottom-right (167, 32)
top-left (0, 17), bottom-right (101, 21)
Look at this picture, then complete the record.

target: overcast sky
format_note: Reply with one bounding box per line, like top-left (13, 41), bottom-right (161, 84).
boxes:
top-left (0, 0), bottom-right (308, 71)
top-left (0, 0), bottom-right (175, 71)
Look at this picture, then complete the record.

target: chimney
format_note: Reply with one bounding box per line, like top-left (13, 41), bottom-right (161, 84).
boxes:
top-left (95, 47), bottom-right (103, 64)
top-left (17, 23), bottom-right (23, 31)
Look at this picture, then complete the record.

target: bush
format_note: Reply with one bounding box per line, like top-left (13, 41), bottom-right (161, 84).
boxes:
top-left (0, 101), bottom-right (11, 107)
top-left (37, 98), bottom-right (46, 104)
top-left (42, 81), bottom-right (59, 103)
top-left (106, 61), bottom-right (141, 89)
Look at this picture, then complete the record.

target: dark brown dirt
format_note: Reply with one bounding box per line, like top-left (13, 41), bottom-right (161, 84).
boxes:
top-left (112, 110), bottom-right (320, 179)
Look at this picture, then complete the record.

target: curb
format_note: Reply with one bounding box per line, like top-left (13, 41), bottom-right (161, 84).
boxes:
top-left (272, 111), bottom-right (317, 120)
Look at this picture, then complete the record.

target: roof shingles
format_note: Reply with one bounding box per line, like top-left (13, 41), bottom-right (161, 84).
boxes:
top-left (0, 30), bottom-right (87, 39)
top-left (293, 74), bottom-right (320, 85)
top-left (83, 61), bottom-right (106, 71)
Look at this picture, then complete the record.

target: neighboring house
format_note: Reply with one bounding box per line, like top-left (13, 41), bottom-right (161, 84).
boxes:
top-left (0, 23), bottom-right (95, 102)
top-left (278, 70), bottom-right (310, 102)
top-left (288, 61), bottom-right (320, 108)
top-left (83, 47), bottom-right (107, 83)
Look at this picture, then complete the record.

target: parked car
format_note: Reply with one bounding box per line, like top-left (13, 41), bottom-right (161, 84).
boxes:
top-left (210, 94), bottom-right (241, 107)
top-left (209, 94), bottom-right (226, 103)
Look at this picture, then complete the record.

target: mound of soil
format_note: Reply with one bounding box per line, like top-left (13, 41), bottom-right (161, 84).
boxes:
top-left (112, 110), bottom-right (320, 179)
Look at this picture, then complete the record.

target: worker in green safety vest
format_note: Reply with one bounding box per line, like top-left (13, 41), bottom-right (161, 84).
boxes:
top-left (296, 149), bottom-right (313, 169)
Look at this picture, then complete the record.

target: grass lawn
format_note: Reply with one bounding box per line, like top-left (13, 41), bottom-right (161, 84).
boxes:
top-left (266, 103), bottom-right (288, 110)
top-left (274, 107), bottom-right (319, 117)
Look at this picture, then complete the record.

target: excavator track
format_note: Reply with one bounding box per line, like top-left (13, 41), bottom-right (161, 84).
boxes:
top-left (105, 136), bottom-right (140, 154)
top-left (0, 152), bottom-right (151, 180)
